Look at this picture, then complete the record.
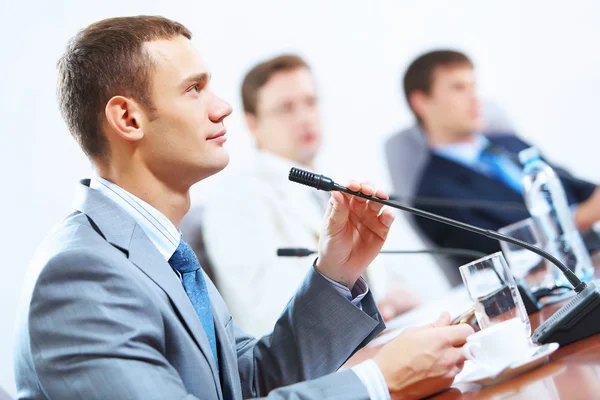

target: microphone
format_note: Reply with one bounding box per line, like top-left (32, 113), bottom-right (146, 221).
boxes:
top-left (388, 195), bottom-right (527, 212)
top-left (289, 168), bottom-right (582, 288)
top-left (277, 248), bottom-right (315, 257)
top-left (277, 247), bottom-right (488, 259)
top-left (289, 167), bottom-right (600, 346)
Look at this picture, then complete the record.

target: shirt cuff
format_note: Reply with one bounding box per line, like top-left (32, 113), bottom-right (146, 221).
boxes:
top-left (314, 259), bottom-right (369, 307)
top-left (351, 359), bottom-right (391, 400)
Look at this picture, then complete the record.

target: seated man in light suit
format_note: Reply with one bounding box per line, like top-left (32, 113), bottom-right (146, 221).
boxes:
top-left (14, 16), bottom-right (473, 400)
top-left (201, 54), bottom-right (450, 336)
top-left (393, 49), bottom-right (600, 279)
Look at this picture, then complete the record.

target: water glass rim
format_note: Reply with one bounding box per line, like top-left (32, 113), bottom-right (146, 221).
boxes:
top-left (459, 251), bottom-right (505, 272)
top-left (498, 217), bottom-right (535, 234)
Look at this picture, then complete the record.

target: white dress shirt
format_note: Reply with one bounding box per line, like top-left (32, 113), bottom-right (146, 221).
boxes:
top-left (89, 176), bottom-right (390, 400)
top-left (431, 134), bottom-right (489, 168)
top-left (89, 177), bottom-right (180, 259)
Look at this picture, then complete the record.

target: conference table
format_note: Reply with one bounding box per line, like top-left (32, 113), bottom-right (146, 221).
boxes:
top-left (345, 252), bottom-right (600, 399)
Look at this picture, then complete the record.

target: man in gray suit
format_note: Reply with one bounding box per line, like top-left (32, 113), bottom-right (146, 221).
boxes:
top-left (14, 16), bottom-right (473, 399)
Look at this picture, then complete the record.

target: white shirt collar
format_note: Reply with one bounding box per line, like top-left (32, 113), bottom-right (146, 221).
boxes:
top-left (89, 177), bottom-right (180, 261)
top-left (432, 134), bottom-right (489, 168)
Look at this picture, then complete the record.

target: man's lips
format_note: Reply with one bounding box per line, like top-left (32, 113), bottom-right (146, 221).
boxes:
top-left (207, 128), bottom-right (227, 140)
top-left (301, 132), bottom-right (317, 143)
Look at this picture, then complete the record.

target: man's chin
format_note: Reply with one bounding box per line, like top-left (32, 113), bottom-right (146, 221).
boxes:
top-left (296, 148), bottom-right (319, 167)
top-left (188, 153), bottom-right (231, 184)
top-left (456, 122), bottom-right (483, 138)
top-left (470, 118), bottom-right (485, 132)
top-left (206, 153), bottom-right (230, 177)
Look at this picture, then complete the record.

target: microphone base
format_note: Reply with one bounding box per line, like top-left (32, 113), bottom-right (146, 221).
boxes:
top-left (532, 281), bottom-right (600, 346)
top-left (517, 279), bottom-right (542, 315)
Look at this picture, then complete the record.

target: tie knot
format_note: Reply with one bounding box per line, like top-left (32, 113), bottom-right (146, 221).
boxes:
top-left (479, 144), bottom-right (497, 159)
top-left (169, 239), bottom-right (201, 274)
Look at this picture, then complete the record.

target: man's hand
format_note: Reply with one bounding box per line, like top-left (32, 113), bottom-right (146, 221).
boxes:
top-left (315, 181), bottom-right (395, 289)
top-left (575, 187), bottom-right (600, 232)
top-left (373, 312), bottom-right (474, 399)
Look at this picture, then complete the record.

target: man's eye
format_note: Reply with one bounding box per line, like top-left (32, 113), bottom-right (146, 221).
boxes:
top-left (188, 83), bottom-right (204, 93)
top-left (279, 103), bottom-right (294, 113)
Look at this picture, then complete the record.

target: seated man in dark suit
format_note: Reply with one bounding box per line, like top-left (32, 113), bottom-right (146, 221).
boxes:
top-left (398, 49), bottom-right (600, 277)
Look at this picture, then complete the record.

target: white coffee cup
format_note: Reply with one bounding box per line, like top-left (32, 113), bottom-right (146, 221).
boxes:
top-left (462, 318), bottom-right (531, 369)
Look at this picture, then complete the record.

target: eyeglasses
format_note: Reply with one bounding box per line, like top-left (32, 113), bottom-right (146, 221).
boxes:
top-left (260, 97), bottom-right (319, 119)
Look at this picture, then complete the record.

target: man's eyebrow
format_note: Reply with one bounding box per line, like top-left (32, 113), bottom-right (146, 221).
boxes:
top-left (180, 72), bottom-right (211, 88)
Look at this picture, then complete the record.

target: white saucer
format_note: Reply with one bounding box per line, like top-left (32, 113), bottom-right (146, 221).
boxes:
top-left (453, 342), bottom-right (560, 386)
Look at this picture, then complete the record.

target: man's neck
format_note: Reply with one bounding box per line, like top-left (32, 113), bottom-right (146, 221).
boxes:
top-left (96, 164), bottom-right (190, 228)
top-left (422, 124), bottom-right (477, 148)
top-left (291, 155), bottom-right (315, 171)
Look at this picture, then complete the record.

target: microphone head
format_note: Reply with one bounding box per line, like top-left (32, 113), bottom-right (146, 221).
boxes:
top-left (277, 248), bottom-right (315, 257)
top-left (288, 168), bottom-right (335, 191)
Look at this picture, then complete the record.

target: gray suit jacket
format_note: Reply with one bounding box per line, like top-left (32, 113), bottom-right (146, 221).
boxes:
top-left (14, 180), bottom-right (386, 399)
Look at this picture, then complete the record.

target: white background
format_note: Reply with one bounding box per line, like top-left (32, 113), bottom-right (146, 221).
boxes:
top-left (1, 0), bottom-right (599, 395)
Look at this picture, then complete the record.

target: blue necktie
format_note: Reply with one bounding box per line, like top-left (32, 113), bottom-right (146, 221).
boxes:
top-left (169, 240), bottom-right (219, 371)
top-left (478, 147), bottom-right (523, 194)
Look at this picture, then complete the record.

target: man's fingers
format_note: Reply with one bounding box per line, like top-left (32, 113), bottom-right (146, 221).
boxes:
top-left (374, 188), bottom-right (390, 201)
top-left (379, 209), bottom-right (395, 228)
top-left (359, 181), bottom-right (376, 197)
top-left (448, 346), bottom-right (467, 364)
top-left (344, 181), bottom-right (389, 200)
top-left (346, 181), bottom-right (363, 202)
top-left (346, 181), bottom-right (375, 204)
top-left (366, 188), bottom-right (390, 214)
top-left (351, 208), bottom-right (393, 241)
top-left (442, 324), bottom-right (475, 347)
top-left (326, 191), bottom-right (350, 235)
top-left (347, 180), bottom-right (361, 192)
top-left (324, 194), bottom-right (334, 219)
top-left (444, 348), bottom-right (467, 377)
top-left (349, 195), bottom-right (370, 214)
top-left (444, 363), bottom-right (464, 381)
top-left (435, 347), bottom-right (467, 382)
top-left (344, 181), bottom-right (392, 219)
top-left (368, 198), bottom-right (385, 214)
top-left (432, 312), bottom-right (452, 328)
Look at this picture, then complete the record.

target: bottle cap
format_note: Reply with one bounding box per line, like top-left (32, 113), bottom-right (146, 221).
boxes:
top-left (518, 147), bottom-right (541, 165)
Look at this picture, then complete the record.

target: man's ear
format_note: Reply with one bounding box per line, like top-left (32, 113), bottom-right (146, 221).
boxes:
top-left (105, 96), bottom-right (145, 142)
top-left (409, 90), bottom-right (428, 121)
top-left (245, 112), bottom-right (259, 139)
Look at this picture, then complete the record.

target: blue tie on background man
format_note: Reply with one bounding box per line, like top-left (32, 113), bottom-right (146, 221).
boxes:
top-left (432, 136), bottom-right (525, 195)
top-left (477, 145), bottom-right (524, 194)
top-left (169, 239), bottom-right (220, 372)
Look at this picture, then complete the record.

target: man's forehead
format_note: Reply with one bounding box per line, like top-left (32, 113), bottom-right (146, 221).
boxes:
top-left (144, 36), bottom-right (210, 78)
top-left (258, 69), bottom-right (316, 101)
top-left (265, 68), bottom-right (313, 88)
top-left (434, 64), bottom-right (474, 79)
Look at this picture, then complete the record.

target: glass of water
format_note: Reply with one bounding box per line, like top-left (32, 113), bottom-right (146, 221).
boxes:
top-left (499, 218), bottom-right (554, 290)
top-left (460, 252), bottom-right (531, 336)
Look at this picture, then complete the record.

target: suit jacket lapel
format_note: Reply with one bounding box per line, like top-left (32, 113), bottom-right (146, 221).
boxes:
top-left (211, 309), bottom-right (240, 400)
top-left (73, 180), bottom-right (223, 399)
